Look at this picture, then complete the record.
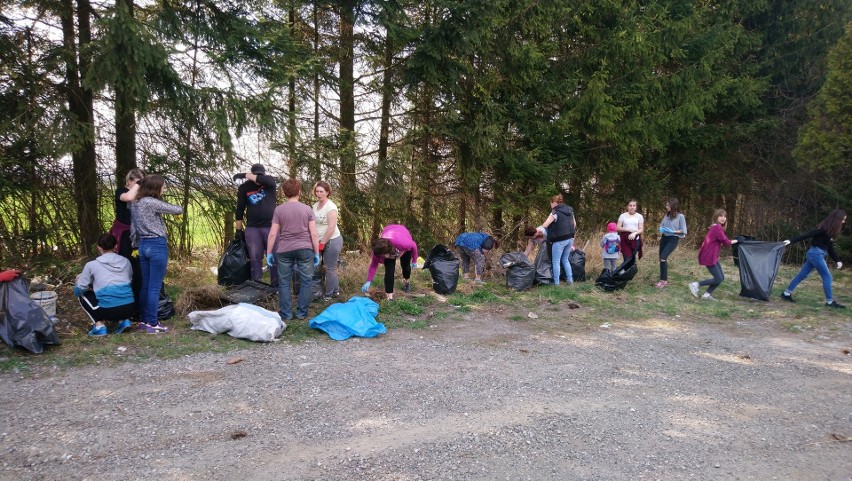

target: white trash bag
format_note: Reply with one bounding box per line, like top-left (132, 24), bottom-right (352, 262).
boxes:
top-left (188, 303), bottom-right (285, 342)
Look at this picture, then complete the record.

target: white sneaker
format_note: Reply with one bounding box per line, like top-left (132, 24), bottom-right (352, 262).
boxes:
top-left (702, 293), bottom-right (718, 301)
top-left (689, 282), bottom-right (699, 298)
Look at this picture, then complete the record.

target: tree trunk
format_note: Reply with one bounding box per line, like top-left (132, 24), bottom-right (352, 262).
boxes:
top-left (371, 30), bottom-right (394, 241)
top-left (114, 0), bottom-right (137, 183)
top-left (288, 7), bottom-right (298, 179)
top-left (61, 0), bottom-right (99, 254)
top-left (337, 0), bottom-right (359, 243)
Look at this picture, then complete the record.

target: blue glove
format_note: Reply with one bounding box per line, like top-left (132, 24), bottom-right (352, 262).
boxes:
top-left (314, 253), bottom-right (321, 267)
top-left (266, 253), bottom-right (275, 267)
top-left (73, 286), bottom-right (84, 297)
top-left (659, 226), bottom-right (676, 234)
top-left (361, 281), bottom-right (371, 292)
top-left (411, 262), bottom-right (418, 269)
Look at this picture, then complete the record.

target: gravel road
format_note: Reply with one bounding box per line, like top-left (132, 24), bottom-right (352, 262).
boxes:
top-left (1, 309), bottom-right (850, 481)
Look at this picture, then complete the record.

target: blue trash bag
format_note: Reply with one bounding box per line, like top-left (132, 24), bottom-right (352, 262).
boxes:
top-left (309, 296), bottom-right (387, 341)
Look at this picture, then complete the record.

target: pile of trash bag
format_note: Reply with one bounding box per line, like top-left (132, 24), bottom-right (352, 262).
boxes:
top-left (309, 296), bottom-right (386, 341)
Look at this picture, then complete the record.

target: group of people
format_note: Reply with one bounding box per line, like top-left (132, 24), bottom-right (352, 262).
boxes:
top-left (72, 167), bottom-right (847, 337)
top-left (522, 197), bottom-right (845, 308)
top-left (76, 170), bottom-right (184, 336)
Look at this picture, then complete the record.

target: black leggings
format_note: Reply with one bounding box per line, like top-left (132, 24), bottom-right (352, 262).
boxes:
top-left (698, 262), bottom-right (724, 294)
top-left (383, 251), bottom-right (412, 293)
top-left (658, 236), bottom-right (679, 281)
top-left (79, 291), bottom-right (136, 323)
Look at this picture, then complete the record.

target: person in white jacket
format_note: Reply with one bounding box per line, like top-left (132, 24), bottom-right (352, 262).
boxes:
top-left (74, 234), bottom-right (136, 336)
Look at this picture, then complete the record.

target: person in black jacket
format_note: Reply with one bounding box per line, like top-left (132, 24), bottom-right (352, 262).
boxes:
top-left (781, 208), bottom-right (846, 308)
top-left (538, 194), bottom-right (577, 286)
top-left (234, 164), bottom-right (279, 287)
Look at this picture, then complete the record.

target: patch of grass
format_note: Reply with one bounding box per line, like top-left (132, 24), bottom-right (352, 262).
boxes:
top-left (508, 315), bottom-right (526, 321)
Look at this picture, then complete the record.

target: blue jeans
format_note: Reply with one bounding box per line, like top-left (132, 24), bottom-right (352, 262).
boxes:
top-left (786, 246), bottom-right (833, 302)
top-left (551, 238), bottom-right (574, 286)
top-left (276, 249), bottom-right (314, 319)
top-left (138, 237), bottom-right (168, 325)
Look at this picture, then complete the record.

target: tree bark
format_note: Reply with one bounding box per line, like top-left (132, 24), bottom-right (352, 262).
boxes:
top-left (337, 0), bottom-right (359, 243)
top-left (114, 0), bottom-right (137, 183)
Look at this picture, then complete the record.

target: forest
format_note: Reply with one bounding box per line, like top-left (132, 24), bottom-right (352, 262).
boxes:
top-left (1, 0), bottom-right (850, 262)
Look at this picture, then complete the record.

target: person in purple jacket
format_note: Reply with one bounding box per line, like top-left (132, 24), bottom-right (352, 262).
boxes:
top-left (688, 209), bottom-right (738, 301)
top-left (362, 224), bottom-right (419, 301)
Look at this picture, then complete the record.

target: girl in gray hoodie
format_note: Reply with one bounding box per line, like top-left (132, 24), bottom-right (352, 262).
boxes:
top-left (74, 234), bottom-right (136, 336)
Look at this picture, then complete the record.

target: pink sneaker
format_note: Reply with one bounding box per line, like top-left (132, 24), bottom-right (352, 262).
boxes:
top-left (654, 280), bottom-right (668, 288)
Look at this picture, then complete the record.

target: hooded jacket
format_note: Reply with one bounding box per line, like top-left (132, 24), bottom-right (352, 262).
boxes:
top-left (548, 204), bottom-right (575, 242)
top-left (74, 253), bottom-right (134, 308)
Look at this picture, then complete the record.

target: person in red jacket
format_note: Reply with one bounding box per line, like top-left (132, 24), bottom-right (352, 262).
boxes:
top-left (688, 209), bottom-right (738, 301)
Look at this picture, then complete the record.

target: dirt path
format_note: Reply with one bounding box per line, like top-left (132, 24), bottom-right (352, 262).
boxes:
top-left (1, 310), bottom-right (851, 480)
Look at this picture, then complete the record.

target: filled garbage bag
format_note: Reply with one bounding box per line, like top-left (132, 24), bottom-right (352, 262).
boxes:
top-left (732, 235), bottom-right (757, 268)
top-left (218, 230), bottom-right (251, 287)
top-left (595, 254), bottom-right (638, 291)
top-left (309, 296), bottom-right (386, 341)
top-left (158, 286), bottom-right (175, 321)
top-left (533, 244), bottom-right (554, 285)
top-left (500, 252), bottom-right (535, 291)
top-left (736, 240), bottom-right (785, 301)
top-left (189, 303), bottom-right (285, 342)
top-left (0, 277), bottom-right (60, 353)
top-left (423, 244), bottom-right (460, 294)
top-left (569, 249), bottom-right (586, 282)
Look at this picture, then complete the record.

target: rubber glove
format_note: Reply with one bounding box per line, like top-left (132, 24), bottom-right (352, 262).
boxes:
top-left (411, 262), bottom-right (418, 269)
top-left (659, 226), bottom-right (675, 235)
top-left (838, 262), bottom-right (843, 269)
top-left (361, 281), bottom-right (371, 292)
top-left (233, 173), bottom-right (246, 181)
top-left (314, 253), bottom-right (321, 267)
top-left (319, 243), bottom-right (325, 252)
top-left (783, 240), bottom-right (791, 246)
top-left (73, 286), bottom-right (84, 297)
top-left (266, 253), bottom-right (275, 267)
top-left (0, 269), bottom-right (20, 282)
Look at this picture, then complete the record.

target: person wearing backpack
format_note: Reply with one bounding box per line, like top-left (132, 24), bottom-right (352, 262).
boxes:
top-left (538, 194), bottom-right (577, 286)
top-left (600, 222), bottom-right (620, 272)
top-left (655, 198), bottom-right (687, 288)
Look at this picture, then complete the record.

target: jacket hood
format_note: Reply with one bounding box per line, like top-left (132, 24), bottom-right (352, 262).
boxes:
top-left (97, 253), bottom-right (128, 272)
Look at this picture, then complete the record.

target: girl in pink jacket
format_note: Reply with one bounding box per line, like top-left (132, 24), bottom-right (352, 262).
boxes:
top-left (689, 209), bottom-right (738, 301)
top-left (361, 224), bottom-right (419, 300)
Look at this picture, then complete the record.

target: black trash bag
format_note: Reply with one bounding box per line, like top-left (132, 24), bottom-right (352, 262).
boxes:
top-left (732, 235), bottom-right (757, 268)
top-left (218, 230), bottom-right (250, 287)
top-left (533, 244), bottom-right (554, 285)
top-left (423, 244), bottom-right (460, 295)
top-left (499, 252), bottom-right (535, 291)
top-left (595, 254), bottom-right (638, 291)
top-left (736, 240), bottom-right (785, 301)
top-left (0, 277), bottom-right (60, 354)
top-left (569, 249), bottom-right (586, 282)
top-left (158, 286), bottom-right (175, 321)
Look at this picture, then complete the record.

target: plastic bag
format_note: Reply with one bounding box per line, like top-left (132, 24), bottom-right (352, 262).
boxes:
top-left (569, 249), bottom-right (586, 282)
top-left (218, 230), bottom-right (250, 287)
top-left (595, 254), bottom-right (638, 291)
top-left (499, 252), bottom-right (535, 291)
top-left (736, 240), bottom-right (784, 301)
top-left (309, 296), bottom-right (386, 341)
top-left (0, 277), bottom-right (60, 353)
top-left (189, 303), bottom-right (285, 342)
top-left (423, 244), bottom-right (460, 294)
top-left (533, 244), bottom-right (554, 285)
top-left (158, 286), bottom-right (175, 321)
top-left (732, 235), bottom-right (757, 268)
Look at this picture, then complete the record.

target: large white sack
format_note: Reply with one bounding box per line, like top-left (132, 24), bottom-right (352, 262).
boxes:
top-left (188, 303), bottom-right (285, 342)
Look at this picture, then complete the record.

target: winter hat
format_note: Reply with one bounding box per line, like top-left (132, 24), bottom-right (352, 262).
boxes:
top-left (606, 222), bottom-right (617, 233)
top-left (250, 163), bottom-right (266, 175)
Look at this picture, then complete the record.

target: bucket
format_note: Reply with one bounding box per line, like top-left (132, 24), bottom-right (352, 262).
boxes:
top-left (30, 291), bottom-right (58, 317)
